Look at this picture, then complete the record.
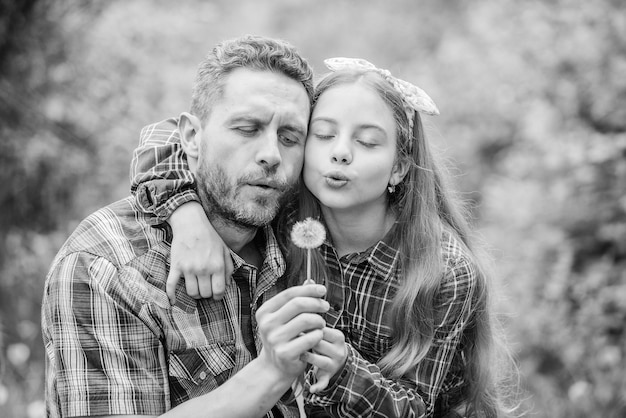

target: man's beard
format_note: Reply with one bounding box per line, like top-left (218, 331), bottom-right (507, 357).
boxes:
top-left (195, 160), bottom-right (293, 230)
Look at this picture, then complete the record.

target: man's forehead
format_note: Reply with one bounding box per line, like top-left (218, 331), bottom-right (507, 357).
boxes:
top-left (226, 102), bottom-right (306, 119)
top-left (218, 71), bottom-right (309, 124)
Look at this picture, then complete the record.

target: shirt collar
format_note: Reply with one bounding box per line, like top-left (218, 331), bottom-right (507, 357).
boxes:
top-left (323, 226), bottom-right (400, 282)
top-left (229, 225), bottom-right (286, 277)
top-left (366, 239), bottom-right (400, 281)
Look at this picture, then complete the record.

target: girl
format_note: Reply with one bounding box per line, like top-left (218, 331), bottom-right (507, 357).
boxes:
top-left (131, 58), bottom-right (517, 417)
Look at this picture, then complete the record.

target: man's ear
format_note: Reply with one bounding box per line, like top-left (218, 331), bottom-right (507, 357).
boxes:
top-left (178, 112), bottom-right (202, 159)
top-left (390, 158), bottom-right (410, 187)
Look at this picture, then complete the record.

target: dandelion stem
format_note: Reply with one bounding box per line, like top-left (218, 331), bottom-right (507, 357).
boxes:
top-left (307, 248), bottom-right (312, 284)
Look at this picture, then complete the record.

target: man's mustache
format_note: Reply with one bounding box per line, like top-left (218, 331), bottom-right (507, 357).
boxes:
top-left (238, 170), bottom-right (291, 192)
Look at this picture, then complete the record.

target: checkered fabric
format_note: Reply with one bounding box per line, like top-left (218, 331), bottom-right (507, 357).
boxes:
top-left (304, 230), bottom-right (477, 417)
top-left (42, 197), bottom-right (295, 417)
top-left (128, 118), bottom-right (481, 417)
top-left (131, 117), bottom-right (199, 226)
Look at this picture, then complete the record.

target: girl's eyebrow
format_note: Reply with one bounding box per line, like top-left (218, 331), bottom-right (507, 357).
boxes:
top-left (312, 117), bottom-right (387, 136)
top-left (310, 116), bottom-right (337, 124)
top-left (356, 124), bottom-right (387, 136)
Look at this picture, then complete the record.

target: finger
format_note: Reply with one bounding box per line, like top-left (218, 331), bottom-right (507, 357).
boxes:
top-left (197, 272), bottom-right (214, 299)
top-left (311, 339), bottom-right (336, 357)
top-left (321, 327), bottom-right (345, 343)
top-left (167, 265), bottom-right (183, 305)
top-left (316, 329), bottom-right (347, 357)
top-left (224, 248), bottom-right (234, 288)
top-left (301, 353), bottom-right (333, 394)
top-left (275, 329), bottom-right (324, 362)
top-left (309, 374), bottom-right (330, 394)
top-left (184, 274), bottom-right (202, 299)
top-left (265, 313), bottom-right (326, 344)
top-left (211, 270), bottom-right (226, 301)
top-left (258, 285), bottom-right (327, 316)
top-left (301, 351), bottom-right (335, 371)
top-left (266, 297), bottom-right (330, 327)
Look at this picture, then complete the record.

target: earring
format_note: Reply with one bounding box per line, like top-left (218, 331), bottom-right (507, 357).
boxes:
top-left (387, 184), bottom-right (396, 194)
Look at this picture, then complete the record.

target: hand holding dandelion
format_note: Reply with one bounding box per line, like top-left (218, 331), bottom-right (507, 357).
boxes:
top-left (291, 219), bottom-right (344, 396)
top-left (290, 217), bottom-right (326, 285)
top-left (289, 218), bottom-right (327, 404)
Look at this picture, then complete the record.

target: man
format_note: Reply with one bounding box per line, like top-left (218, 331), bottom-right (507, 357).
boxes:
top-left (42, 35), bottom-right (329, 418)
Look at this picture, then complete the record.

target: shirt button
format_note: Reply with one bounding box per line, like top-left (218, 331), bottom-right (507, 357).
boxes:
top-left (199, 371), bottom-right (207, 380)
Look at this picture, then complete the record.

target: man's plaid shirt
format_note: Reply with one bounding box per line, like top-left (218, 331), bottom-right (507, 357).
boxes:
top-left (41, 196), bottom-right (297, 417)
top-left (129, 118), bottom-right (482, 417)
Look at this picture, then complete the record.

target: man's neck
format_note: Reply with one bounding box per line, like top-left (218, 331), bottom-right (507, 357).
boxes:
top-left (211, 217), bottom-right (263, 267)
top-left (211, 218), bottom-right (256, 252)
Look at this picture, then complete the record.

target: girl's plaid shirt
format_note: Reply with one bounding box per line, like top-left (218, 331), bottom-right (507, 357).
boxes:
top-left (304, 230), bottom-right (479, 418)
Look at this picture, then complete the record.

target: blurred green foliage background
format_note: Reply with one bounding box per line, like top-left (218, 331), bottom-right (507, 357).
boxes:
top-left (1, 0), bottom-right (624, 417)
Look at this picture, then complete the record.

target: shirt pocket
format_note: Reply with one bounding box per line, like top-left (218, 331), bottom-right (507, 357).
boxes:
top-left (168, 341), bottom-right (236, 401)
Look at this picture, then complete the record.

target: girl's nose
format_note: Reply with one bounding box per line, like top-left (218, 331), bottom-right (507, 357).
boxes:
top-left (330, 138), bottom-right (352, 164)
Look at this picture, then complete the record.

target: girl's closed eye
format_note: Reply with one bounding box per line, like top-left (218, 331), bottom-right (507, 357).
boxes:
top-left (356, 138), bottom-right (378, 148)
top-left (355, 131), bottom-right (384, 148)
top-left (313, 132), bottom-right (335, 140)
top-left (310, 120), bottom-right (336, 141)
top-left (310, 126), bottom-right (336, 140)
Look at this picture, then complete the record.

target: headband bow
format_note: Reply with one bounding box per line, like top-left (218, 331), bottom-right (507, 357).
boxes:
top-left (323, 57), bottom-right (440, 128)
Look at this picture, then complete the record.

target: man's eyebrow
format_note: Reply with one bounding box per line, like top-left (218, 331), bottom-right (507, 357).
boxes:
top-left (228, 115), bottom-right (306, 135)
top-left (228, 115), bottom-right (260, 124)
top-left (282, 123), bottom-right (307, 137)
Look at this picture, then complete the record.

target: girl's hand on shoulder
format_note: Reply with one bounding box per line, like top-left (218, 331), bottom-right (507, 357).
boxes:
top-left (167, 201), bottom-right (234, 304)
top-left (304, 327), bottom-right (348, 393)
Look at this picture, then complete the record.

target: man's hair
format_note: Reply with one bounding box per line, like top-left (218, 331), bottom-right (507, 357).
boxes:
top-left (190, 35), bottom-right (315, 123)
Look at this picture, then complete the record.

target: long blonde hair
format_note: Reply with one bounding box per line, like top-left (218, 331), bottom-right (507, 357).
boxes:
top-left (276, 70), bottom-right (518, 417)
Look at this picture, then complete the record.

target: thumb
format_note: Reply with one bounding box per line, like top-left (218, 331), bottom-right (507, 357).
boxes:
top-left (309, 373), bottom-right (330, 394)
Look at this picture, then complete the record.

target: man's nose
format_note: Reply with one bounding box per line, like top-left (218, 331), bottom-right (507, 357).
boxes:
top-left (256, 132), bottom-right (282, 169)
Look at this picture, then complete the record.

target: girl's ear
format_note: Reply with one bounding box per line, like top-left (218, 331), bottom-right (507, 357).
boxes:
top-left (390, 158), bottom-right (410, 187)
top-left (178, 112), bottom-right (202, 159)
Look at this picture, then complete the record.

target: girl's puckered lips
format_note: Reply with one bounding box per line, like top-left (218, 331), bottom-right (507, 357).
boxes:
top-left (323, 170), bottom-right (350, 188)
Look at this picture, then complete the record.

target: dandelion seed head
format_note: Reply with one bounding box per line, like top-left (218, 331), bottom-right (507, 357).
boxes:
top-left (290, 218), bottom-right (326, 249)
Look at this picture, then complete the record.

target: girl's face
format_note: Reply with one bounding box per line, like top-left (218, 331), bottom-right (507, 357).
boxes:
top-left (303, 83), bottom-right (405, 214)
